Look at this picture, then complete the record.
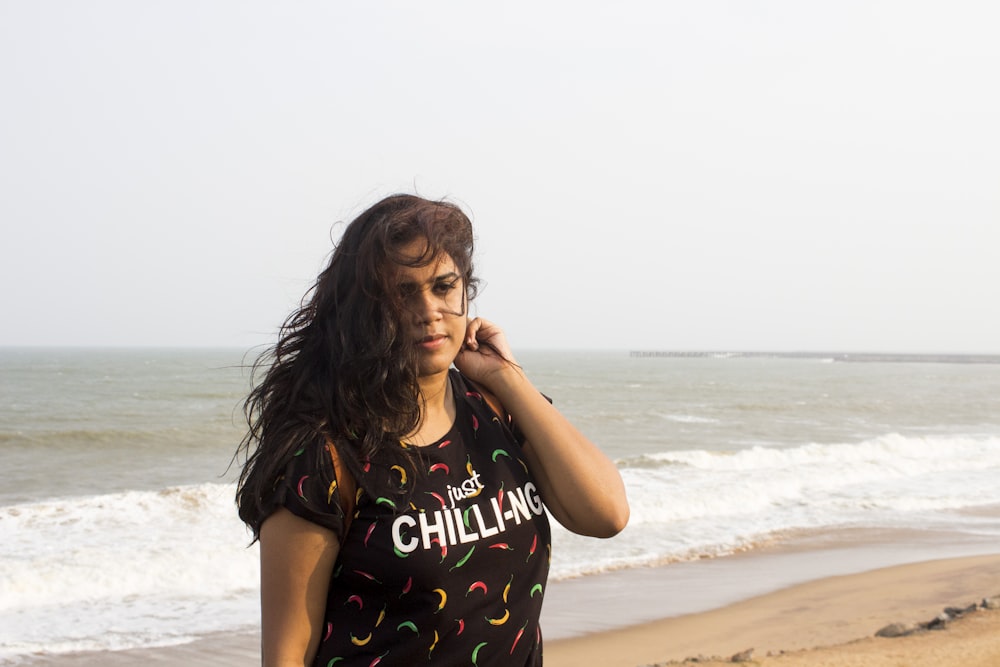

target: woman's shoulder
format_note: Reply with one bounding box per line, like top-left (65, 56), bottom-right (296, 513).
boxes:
top-left (451, 368), bottom-right (504, 420)
top-left (451, 368), bottom-right (551, 446)
top-left (266, 438), bottom-right (353, 538)
top-left (451, 368), bottom-right (534, 447)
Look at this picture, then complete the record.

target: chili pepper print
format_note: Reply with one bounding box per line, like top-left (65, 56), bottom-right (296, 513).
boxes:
top-left (426, 491), bottom-right (447, 509)
top-left (485, 608), bottom-right (510, 626)
top-left (437, 439), bottom-right (452, 449)
top-left (471, 641), bottom-right (488, 667)
top-left (353, 570), bottom-right (382, 585)
top-left (297, 475), bottom-right (309, 501)
top-left (428, 462), bottom-right (450, 475)
top-left (429, 536), bottom-right (447, 562)
top-left (449, 545), bottom-right (475, 571)
top-left (427, 630), bottom-right (439, 659)
top-left (397, 620), bottom-right (419, 635)
top-left (526, 534), bottom-right (537, 562)
top-left (491, 448), bottom-right (510, 462)
top-left (432, 588), bottom-right (447, 612)
top-left (363, 521), bottom-right (376, 547)
top-left (509, 621), bottom-right (528, 655)
top-left (466, 581), bottom-right (488, 596)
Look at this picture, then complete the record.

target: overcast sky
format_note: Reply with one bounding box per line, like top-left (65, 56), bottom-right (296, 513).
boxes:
top-left (2, 1), bottom-right (998, 352)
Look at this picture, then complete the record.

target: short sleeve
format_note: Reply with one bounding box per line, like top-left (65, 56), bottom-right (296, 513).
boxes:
top-left (270, 441), bottom-right (350, 542)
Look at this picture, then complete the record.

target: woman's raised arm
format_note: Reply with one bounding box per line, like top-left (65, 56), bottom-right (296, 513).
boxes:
top-left (455, 319), bottom-right (629, 538)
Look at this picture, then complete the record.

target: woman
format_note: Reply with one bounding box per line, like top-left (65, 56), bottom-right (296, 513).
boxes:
top-left (236, 194), bottom-right (629, 666)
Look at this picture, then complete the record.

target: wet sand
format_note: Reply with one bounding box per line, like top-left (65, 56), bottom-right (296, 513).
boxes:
top-left (546, 553), bottom-right (1000, 667)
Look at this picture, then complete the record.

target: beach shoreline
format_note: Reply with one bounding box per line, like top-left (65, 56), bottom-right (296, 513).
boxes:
top-left (545, 552), bottom-right (1000, 667)
top-left (541, 524), bottom-right (1000, 638)
top-left (13, 549), bottom-right (1000, 667)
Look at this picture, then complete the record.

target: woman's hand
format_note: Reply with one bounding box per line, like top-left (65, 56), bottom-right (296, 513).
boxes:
top-left (453, 318), bottom-right (519, 389)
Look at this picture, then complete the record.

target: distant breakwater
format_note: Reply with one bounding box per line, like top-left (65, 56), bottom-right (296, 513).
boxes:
top-left (628, 351), bottom-right (1000, 364)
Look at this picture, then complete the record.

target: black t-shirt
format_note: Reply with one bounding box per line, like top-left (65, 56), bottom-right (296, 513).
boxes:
top-left (277, 370), bottom-right (551, 666)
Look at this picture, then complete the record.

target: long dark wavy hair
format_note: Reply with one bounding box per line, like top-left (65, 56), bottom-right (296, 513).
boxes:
top-left (235, 194), bottom-right (479, 538)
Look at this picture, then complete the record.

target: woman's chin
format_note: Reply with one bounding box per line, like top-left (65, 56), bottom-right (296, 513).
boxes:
top-left (416, 353), bottom-right (456, 379)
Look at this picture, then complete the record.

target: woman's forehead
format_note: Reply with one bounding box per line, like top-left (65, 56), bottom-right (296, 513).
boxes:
top-left (392, 246), bottom-right (459, 285)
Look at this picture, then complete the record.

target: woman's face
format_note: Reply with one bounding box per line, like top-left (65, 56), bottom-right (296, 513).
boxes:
top-left (393, 241), bottom-right (468, 379)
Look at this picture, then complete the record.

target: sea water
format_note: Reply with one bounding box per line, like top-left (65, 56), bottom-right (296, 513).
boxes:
top-left (2, 348), bottom-right (999, 658)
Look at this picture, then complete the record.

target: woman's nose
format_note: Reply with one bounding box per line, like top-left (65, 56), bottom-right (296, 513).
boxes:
top-left (411, 289), bottom-right (443, 323)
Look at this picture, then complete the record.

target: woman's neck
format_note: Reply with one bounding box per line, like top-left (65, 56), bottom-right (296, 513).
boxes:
top-left (409, 370), bottom-right (456, 446)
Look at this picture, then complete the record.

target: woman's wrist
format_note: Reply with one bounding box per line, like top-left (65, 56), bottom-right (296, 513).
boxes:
top-left (488, 364), bottom-right (539, 410)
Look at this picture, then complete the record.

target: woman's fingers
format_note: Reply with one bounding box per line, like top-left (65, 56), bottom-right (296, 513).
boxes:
top-left (465, 318), bottom-right (512, 359)
top-left (464, 317), bottom-right (483, 351)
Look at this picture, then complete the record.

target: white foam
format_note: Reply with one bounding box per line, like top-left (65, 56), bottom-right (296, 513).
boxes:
top-left (0, 483), bottom-right (260, 657)
top-left (658, 413), bottom-right (720, 424)
top-left (548, 434), bottom-right (1000, 580)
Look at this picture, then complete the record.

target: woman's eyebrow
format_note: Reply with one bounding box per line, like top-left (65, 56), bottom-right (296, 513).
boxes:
top-left (397, 271), bottom-right (461, 289)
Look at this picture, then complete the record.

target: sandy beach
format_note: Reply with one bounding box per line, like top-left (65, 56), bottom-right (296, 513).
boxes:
top-left (15, 551), bottom-right (1000, 667)
top-left (545, 553), bottom-right (1000, 667)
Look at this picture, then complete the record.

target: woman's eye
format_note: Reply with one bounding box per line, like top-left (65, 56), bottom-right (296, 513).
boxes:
top-left (433, 281), bottom-right (458, 295)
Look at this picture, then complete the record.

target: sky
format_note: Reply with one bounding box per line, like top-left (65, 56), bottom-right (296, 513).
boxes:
top-left (2, 1), bottom-right (998, 353)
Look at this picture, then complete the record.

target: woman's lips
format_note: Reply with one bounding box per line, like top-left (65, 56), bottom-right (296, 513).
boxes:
top-left (418, 334), bottom-right (448, 350)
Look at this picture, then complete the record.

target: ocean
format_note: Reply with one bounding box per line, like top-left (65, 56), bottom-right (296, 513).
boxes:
top-left (2, 348), bottom-right (1000, 660)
